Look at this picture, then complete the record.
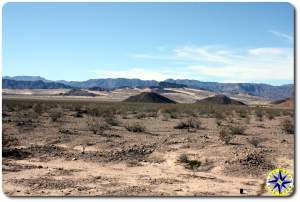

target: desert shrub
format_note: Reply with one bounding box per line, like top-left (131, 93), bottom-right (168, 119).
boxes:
top-left (229, 125), bottom-right (246, 135)
top-left (104, 115), bottom-right (120, 126)
top-left (147, 111), bottom-right (158, 118)
top-left (186, 160), bottom-right (202, 170)
top-left (161, 113), bottom-right (170, 121)
top-left (281, 119), bottom-right (294, 134)
top-left (255, 108), bottom-right (264, 121)
top-left (245, 116), bottom-right (251, 124)
top-left (267, 113), bottom-right (274, 120)
top-left (87, 117), bottom-right (109, 134)
top-left (247, 137), bottom-right (264, 148)
top-left (2, 128), bottom-right (19, 148)
top-left (87, 106), bottom-right (116, 117)
top-left (163, 107), bottom-right (179, 119)
top-left (208, 105), bottom-right (216, 115)
top-left (215, 111), bottom-right (224, 120)
top-left (179, 153), bottom-right (189, 163)
top-left (136, 113), bottom-right (147, 119)
top-left (174, 118), bottom-right (201, 130)
top-left (216, 119), bottom-right (223, 127)
top-left (238, 109), bottom-right (248, 118)
top-left (32, 103), bottom-right (44, 115)
top-left (26, 109), bottom-right (39, 120)
top-left (49, 107), bottom-right (64, 122)
top-left (219, 127), bottom-right (234, 145)
top-left (126, 123), bottom-right (146, 133)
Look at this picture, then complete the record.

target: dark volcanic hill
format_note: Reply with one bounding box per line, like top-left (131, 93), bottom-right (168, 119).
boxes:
top-left (62, 89), bottom-right (98, 97)
top-left (2, 79), bottom-right (72, 89)
top-left (197, 94), bottom-right (246, 105)
top-left (123, 92), bottom-right (176, 103)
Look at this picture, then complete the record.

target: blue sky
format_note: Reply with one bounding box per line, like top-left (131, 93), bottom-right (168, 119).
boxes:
top-left (3, 2), bottom-right (294, 85)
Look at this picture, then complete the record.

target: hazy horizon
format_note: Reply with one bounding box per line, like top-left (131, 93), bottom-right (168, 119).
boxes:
top-left (3, 2), bottom-right (294, 85)
top-left (3, 74), bottom-right (294, 86)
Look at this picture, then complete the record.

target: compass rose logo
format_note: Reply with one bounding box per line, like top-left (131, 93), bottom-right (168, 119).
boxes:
top-left (266, 168), bottom-right (294, 196)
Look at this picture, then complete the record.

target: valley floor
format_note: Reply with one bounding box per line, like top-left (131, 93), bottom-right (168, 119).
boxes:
top-left (2, 98), bottom-right (294, 196)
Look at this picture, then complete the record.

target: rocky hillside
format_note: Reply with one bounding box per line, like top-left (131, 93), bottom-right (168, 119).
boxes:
top-left (3, 76), bottom-right (293, 100)
top-left (2, 79), bottom-right (72, 89)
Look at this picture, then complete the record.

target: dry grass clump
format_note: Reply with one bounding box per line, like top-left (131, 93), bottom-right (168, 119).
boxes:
top-left (125, 123), bottom-right (146, 133)
top-left (162, 107), bottom-right (179, 119)
top-left (174, 118), bottom-right (201, 131)
top-left (219, 127), bottom-right (234, 145)
top-left (237, 109), bottom-right (248, 118)
top-left (32, 103), bottom-right (44, 115)
top-left (281, 119), bottom-right (294, 134)
top-left (104, 115), bottom-right (120, 126)
top-left (2, 128), bottom-right (19, 148)
top-left (247, 137), bottom-right (265, 148)
top-left (136, 113), bottom-right (147, 119)
top-left (179, 153), bottom-right (189, 163)
top-left (214, 111), bottom-right (225, 120)
top-left (229, 125), bottom-right (246, 135)
top-left (255, 108), bottom-right (264, 121)
top-left (87, 117), bottom-right (110, 134)
top-left (49, 107), bottom-right (64, 122)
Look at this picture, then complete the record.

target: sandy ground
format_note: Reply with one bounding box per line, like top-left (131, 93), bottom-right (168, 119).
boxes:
top-left (2, 98), bottom-right (294, 196)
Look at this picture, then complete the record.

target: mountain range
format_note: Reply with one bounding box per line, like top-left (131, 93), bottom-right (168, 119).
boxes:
top-left (2, 76), bottom-right (294, 100)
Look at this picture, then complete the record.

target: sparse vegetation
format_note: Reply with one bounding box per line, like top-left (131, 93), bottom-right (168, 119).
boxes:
top-left (186, 160), bottom-right (202, 170)
top-left (174, 118), bottom-right (201, 131)
top-left (49, 107), bottom-right (64, 122)
top-left (32, 103), bottom-right (44, 115)
top-left (126, 122), bottom-right (146, 133)
top-left (281, 119), bottom-right (294, 134)
top-left (87, 117), bottom-right (109, 134)
top-left (219, 127), bottom-right (234, 145)
top-left (215, 111), bottom-right (224, 120)
top-left (179, 153), bottom-right (188, 163)
top-left (237, 109), bottom-right (248, 118)
top-left (229, 125), bottom-right (246, 135)
top-left (178, 154), bottom-right (201, 170)
top-left (104, 115), bottom-right (120, 126)
top-left (255, 108), bottom-right (264, 121)
top-left (2, 97), bottom-right (294, 196)
top-left (247, 137), bottom-right (264, 148)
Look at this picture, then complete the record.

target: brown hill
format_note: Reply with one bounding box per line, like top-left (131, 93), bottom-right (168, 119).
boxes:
top-left (123, 92), bottom-right (176, 103)
top-left (271, 97), bottom-right (294, 108)
top-left (197, 94), bottom-right (246, 105)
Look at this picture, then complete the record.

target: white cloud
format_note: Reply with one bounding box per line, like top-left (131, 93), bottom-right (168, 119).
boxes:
top-left (90, 68), bottom-right (193, 81)
top-left (129, 44), bottom-right (294, 83)
top-left (269, 30), bottom-right (293, 43)
top-left (248, 47), bottom-right (288, 56)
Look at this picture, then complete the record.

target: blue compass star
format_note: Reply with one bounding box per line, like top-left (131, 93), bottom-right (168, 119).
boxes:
top-left (268, 170), bottom-right (292, 193)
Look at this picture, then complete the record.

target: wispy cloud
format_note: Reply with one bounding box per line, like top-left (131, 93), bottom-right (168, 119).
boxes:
top-left (90, 68), bottom-right (193, 81)
top-left (128, 45), bottom-right (294, 83)
top-left (269, 30), bottom-right (293, 43)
